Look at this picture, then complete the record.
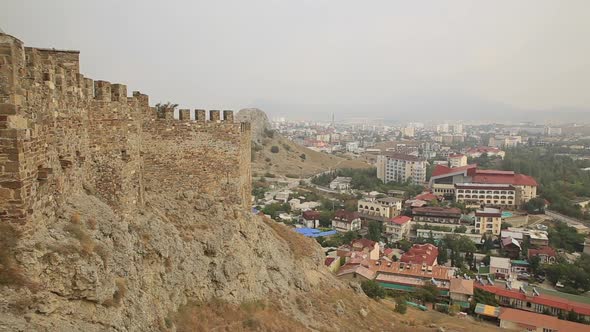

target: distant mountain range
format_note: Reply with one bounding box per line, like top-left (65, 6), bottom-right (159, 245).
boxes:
top-left (249, 96), bottom-right (590, 125)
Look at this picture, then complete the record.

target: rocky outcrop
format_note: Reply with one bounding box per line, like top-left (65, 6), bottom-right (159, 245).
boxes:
top-left (236, 108), bottom-right (272, 144)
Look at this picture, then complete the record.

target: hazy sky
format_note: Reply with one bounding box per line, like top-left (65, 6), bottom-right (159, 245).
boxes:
top-left (2, 1), bottom-right (589, 121)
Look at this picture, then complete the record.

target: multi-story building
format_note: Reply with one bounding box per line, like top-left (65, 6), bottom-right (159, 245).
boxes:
top-left (376, 153), bottom-right (426, 185)
top-left (448, 153), bottom-right (467, 168)
top-left (301, 210), bottom-right (320, 228)
top-left (465, 146), bottom-right (505, 159)
top-left (400, 243), bottom-right (439, 266)
top-left (384, 215), bottom-right (412, 242)
top-left (489, 135), bottom-right (522, 148)
top-left (412, 206), bottom-right (462, 224)
top-left (455, 183), bottom-right (516, 208)
top-left (475, 208), bottom-right (502, 235)
top-left (332, 210), bottom-right (361, 232)
top-left (416, 229), bottom-right (482, 244)
top-left (357, 197), bottom-right (403, 221)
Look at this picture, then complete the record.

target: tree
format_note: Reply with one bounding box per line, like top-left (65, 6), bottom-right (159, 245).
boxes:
top-left (415, 283), bottom-right (439, 304)
top-left (394, 298), bottom-right (407, 314)
top-left (483, 235), bottom-right (494, 252)
top-left (361, 280), bottom-right (385, 299)
top-left (154, 102), bottom-right (178, 119)
top-left (437, 245), bottom-right (448, 265)
top-left (524, 197), bottom-right (546, 214)
top-left (398, 239), bottom-right (412, 251)
top-left (318, 210), bottom-right (334, 228)
top-left (367, 221), bottom-right (383, 242)
top-left (549, 221), bottom-right (585, 252)
top-left (453, 225), bottom-right (467, 234)
top-left (529, 255), bottom-right (541, 275)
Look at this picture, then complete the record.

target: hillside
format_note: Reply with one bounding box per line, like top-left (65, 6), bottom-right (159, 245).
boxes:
top-left (0, 33), bottom-right (501, 332)
top-left (237, 108), bottom-right (371, 178)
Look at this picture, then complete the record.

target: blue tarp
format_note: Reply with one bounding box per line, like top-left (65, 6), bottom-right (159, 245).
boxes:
top-left (294, 228), bottom-right (337, 238)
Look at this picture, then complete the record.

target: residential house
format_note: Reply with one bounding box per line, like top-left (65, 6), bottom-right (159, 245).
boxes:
top-left (400, 243), bottom-right (439, 267)
top-left (357, 197), bottom-right (402, 221)
top-left (450, 278), bottom-right (474, 309)
top-left (501, 237), bottom-right (521, 259)
top-left (301, 210), bottom-right (320, 229)
top-left (351, 238), bottom-right (380, 260)
top-left (337, 259), bottom-right (454, 294)
top-left (475, 208), bottom-right (502, 236)
top-left (528, 246), bottom-right (557, 264)
top-left (448, 153), bottom-right (467, 168)
top-left (329, 177), bottom-right (352, 192)
top-left (331, 210), bottom-right (361, 232)
top-left (511, 260), bottom-right (530, 274)
top-left (412, 206), bottom-right (462, 224)
top-left (385, 216), bottom-right (412, 242)
top-left (274, 191), bottom-right (290, 203)
top-left (489, 257), bottom-right (511, 278)
top-left (498, 308), bottom-right (590, 332)
top-left (324, 257), bottom-right (341, 273)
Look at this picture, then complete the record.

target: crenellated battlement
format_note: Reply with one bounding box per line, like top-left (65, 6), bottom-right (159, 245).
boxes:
top-left (0, 32), bottom-right (251, 224)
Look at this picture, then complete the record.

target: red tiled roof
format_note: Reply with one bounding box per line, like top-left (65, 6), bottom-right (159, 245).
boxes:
top-left (352, 238), bottom-right (377, 249)
top-left (431, 164), bottom-right (476, 177)
top-left (473, 172), bottom-right (538, 187)
top-left (528, 246), bottom-right (556, 258)
top-left (334, 209), bottom-right (359, 222)
top-left (400, 243), bottom-right (438, 266)
top-left (302, 210), bottom-right (321, 220)
top-left (389, 215), bottom-right (412, 225)
top-left (449, 153), bottom-right (465, 158)
top-left (324, 257), bottom-right (336, 266)
top-left (475, 284), bottom-right (590, 316)
top-left (414, 192), bottom-right (440, 201)
top-left (499, 308), bottom-right (590, 332)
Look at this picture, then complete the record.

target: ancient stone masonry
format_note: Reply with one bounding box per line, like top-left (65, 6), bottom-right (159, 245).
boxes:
top-left (0, 33), bottom-right (251, 223)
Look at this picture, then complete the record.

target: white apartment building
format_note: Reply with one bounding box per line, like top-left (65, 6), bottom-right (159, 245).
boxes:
top-left (376, 153), bottom-right (426, 185)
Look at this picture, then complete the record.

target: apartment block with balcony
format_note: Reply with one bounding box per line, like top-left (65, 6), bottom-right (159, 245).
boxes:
top-left (376, 153), bottom-right (426, 185)
top-left (475, 208), bottom-right (502, 236)
top-left (455, 183), bottom-right (516, 209)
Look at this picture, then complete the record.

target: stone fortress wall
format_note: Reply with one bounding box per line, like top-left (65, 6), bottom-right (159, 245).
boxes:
top-left (0, 33), bottom-right (251, 224)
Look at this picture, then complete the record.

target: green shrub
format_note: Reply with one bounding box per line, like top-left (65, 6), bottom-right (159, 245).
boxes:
top-left (361, 280), bottom-right (385, 299)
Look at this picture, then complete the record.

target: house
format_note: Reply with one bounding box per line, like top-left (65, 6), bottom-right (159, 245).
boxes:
top-left (357, 197), bottom-right (402, 221)
top-left (449, 278), bottom-right (474, 308)
top-left (324, 256), bottom-right (341, 273)
top-left (501, 237), bottom-right (521, 259)
top-left (337, 259), bottom-right (454, 294)
top-left (528, 246), bottom-right (557, 264)
top-left (416, 229), bottom-right (482, 244)
top-left (329, 177), bottom-right (352, 192)
top-left (400, 243), bottom-right (439, 266)
top-left (413, 191), bottom-right (441, 202)
top-left (498, 307), bottom-right (590, 332)
top-left (301, 210), bottom-right (320, 229)
top-left (476, 283), bottom-right (590, 323)
top-left (351, 238), bottom-right (380, 260)
top-left (511, 260), bottom-right (530, 273)
top-left (475, 208), bottom-right (502, 236)
top-left (465, 146), bottom-right (506, 160)
top-left (489, 256), bottom-right (511, 278)
top-left (412, 206), bottom-right (462, 224)
top-left (274, 191), bottom-right (291, 203)
top-left (448, 153), bottom-right (467, 168)
top-left (331, 210), bottom-right (361, 232)
top-left (384, 215), bottom-right (412, 242)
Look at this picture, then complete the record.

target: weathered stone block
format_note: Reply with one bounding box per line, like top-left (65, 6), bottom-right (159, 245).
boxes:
top-left (223, 110), bottom-right (234, 122)
top-left (210, 110), bottom-right (220, 121)
top-left (111, 83), bottom-right (127, 102)
top-left (179, 109), bottom-right (191, 121)
top-left (195, 109), bottom-right (206, 122)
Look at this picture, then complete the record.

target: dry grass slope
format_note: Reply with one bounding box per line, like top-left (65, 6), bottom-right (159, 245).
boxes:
top-left (252, 134), bottom-right (370, 178)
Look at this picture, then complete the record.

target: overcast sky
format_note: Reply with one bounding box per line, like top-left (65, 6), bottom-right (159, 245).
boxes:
top-left (2, 1), bottom-right (589, 121)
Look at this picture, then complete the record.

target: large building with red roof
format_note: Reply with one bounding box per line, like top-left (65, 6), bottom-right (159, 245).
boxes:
top-left (475, 283), bottom-right (590, 323)
top-left (400, 243), bottom-right (439, 266)
top-left (429, 164), bottom-right (537, 208)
